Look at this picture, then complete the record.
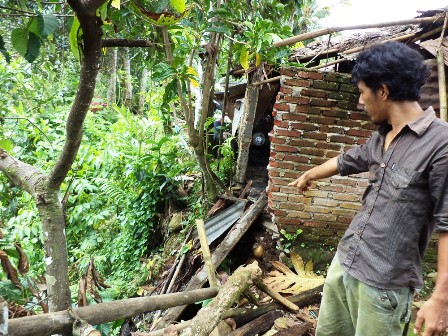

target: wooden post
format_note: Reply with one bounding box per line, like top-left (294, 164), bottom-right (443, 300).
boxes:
top-left (196, 219), bottom-right (218, 287)
top-left (234, 84), bottom-right (260, 185)
top-left (437, 15), bottom-right (448, 121)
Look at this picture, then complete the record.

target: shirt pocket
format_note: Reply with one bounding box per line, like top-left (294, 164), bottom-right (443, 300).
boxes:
top-left (389, 166), bottom-right (425, 202)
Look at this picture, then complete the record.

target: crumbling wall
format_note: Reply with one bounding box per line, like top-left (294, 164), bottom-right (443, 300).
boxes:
top-left (267, 67), bottom-right (371, 248)
top-left (267, 66), bottom-right (438, 267)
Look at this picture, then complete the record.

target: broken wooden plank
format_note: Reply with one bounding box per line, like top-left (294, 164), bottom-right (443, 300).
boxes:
top-left (274, 322), bottom-right (312, 336)
top-left (180, 262), bottom-right (262, 336)
top-left (196, 219), bottom-right (218, 287)
top-left (156, 192), bottom-right (268, 329)
top-left (232, 284), bottom-right (323, 327)
top-left (255, 279), bottom-right (299, 312)
top-left (8, 288), bottom-right (218, 336)
top-left (230, 310), bottom-right (283, 336)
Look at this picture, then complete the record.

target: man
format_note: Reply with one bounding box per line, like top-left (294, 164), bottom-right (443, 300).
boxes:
top-left (288, 41), bottom-right (448, 335)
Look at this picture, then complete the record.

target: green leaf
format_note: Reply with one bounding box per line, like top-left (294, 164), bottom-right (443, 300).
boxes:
top-left (206, 26), bottom-right (230, 34)
top-left (28, 17), bottom-right (40, 37)
top-left (170, 0), bottom-right (186, 13)
top-left (0, 139), bottom-right (13, 152)
top-left (69, 17), bottom-right (82, 60)
top-left (25, 32), bottom-right (41, 63)
top-left (240, 45), bottom-right (249, 70)
top-left (111, 0), bottom-right (120, 9)
top-left (97, 2), bottom-right (109, 21)
top-left (0, 35), bottom-right (11, 63)
top-left (38, 14), bottom-right (59, 38)
top-left (11, 28), bottom-right (29, 57)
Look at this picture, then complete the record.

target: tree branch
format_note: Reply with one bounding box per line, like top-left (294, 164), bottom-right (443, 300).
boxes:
top-left (48, 1), bottom-right (105, 190)
top-left (102, 39), bottom-right (157, 48)
top-left (0, 150), bottom-right (45, 196)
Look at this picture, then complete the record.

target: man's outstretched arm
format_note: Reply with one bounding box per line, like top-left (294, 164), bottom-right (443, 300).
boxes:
top-left (288, 156), bottom-right (339, 192)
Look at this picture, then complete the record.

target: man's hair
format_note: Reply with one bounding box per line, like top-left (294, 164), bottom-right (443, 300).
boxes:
top-left (351, 41), bottom-right (430, 101)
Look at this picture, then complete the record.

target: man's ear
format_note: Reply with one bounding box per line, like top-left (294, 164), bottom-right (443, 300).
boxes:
top-left (379, 84), bottom-right (389, 100)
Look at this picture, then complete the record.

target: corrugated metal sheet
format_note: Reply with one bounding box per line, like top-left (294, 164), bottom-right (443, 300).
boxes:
top-left (192, 201), bottom-right (246, 244)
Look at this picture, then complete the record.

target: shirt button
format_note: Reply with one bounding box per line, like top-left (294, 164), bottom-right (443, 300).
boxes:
top-left (375, 186), bottom-right (380, 191)
top-left (357, 230), bottom-right (362, 235)
top-left (380, 162), bottom-right (386, 168)
top-left (367, 208), bottom-right (373, 214)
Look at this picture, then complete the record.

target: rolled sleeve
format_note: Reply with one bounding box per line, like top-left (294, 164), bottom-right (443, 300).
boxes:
top-left (429, 149), bottom-right (448, 232)
top-left (337, 139), bottom-right (371, 176)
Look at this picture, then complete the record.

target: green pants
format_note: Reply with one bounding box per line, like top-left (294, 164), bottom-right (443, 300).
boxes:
top-left (316, 255), bottom-right (413, 336)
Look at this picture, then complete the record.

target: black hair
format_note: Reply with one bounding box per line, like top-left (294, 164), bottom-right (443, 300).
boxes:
top-left (351, 41), bottom-right (430, 101)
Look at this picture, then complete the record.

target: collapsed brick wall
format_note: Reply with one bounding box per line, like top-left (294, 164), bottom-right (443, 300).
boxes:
top-left (267, 67), bottom-right (372, 248)
top-left (267, 66), bottom-right (438, 267)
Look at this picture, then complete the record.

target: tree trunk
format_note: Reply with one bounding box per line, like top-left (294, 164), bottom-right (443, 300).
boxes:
top-left (107, 48), bottom-right (118, 105)
top-left (122, 47), bottom-right (133, 108)
top-left (35, 188), bottom-right (71, 312)
top-left (234, 85), bottom-right (260, 185)
top-left (180, 262), bottom-right (262, 336)
top-left (138, 67), bottom-right (148, 115)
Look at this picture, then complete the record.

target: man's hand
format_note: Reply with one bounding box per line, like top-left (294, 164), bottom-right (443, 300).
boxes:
top-left (414, 296), bottom-right (448, 335)
top-left (288, 174), bottom-right (312, 193)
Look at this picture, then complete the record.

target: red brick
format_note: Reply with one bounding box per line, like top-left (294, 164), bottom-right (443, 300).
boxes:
top-left (330, 178), bottom-right (358, 186)
top-left (296, 105), bottom-right (311, 113)
top-left (270, 170), bottom-right (280, 177)
top-left (280, 68), bottom-right (299, 77)
top-left (283, 114), bottom-right (307, 122)
top-left (313, 214), bottom-right (338, 222)
top-left (284, 96), bottom-right (310, 104)
top-left (299, 70), bottom-right (324, 80)
top-left (332, 208), bottom-right (358, 216)
top-left (276, 217), bottom-right (302, 225)
top-left (302, 132), bottom-right (327, 141)
top-left (357, 138), bottom-right (368, 145)
top-left (325, 150), bottom-right (341, 158)
top-left (280, 87), bottom-right (293, 94)
top-left (272, 110), bottom-right (277, 117)
top-left (270, 137), bottom-right (287, 144)
top-left (333, 194), bottom-right (360, 202)
top-left (309, 116), bottom-right (337, 125)
top-left (340, 202), bottom-right (362, 210)
top-left (269, 185), bottom-right (280, 192)
top-left (272, 209), bottom-right (288, 216)
top-left (337, 216), bottom-right (354, 224)
top-left (280, 203), bottom-right (305, 211)
top-left (313, 198), bottom-right (339, 207)
top-left (274, 120), bottom-right (289, 128)
top-left (310, 157), bottom-right (328, 165)
top-left (303, 190), bottom-right (329, 198)
top-left (290, 139), bottom-right (315, 147)
top-left (300, 148), bottom-right (326, 157)
top-left (310, 99), bottom-right (337, 107)
top-left (271, 192), bottom-right (289, 202)
top-left (290, 123), bottom-right (319, 131)
top-left (322, 109), bottom-right (349, 118)
top-left (274, 103), bottom-right (290, 112)
top-left (362, 123), bottom-right (377, 130)
top-left (284, 154), bottom-right (309, 163)
top-left (349, 112), bottom-right (371, 121)
top-left (269, 161), bottom-right (294, 169)
top-left (304, 205), bottom-right (332, 214)
top-left (337, 120), bottom-right (362, 128)
top-left (301, 89), bottom-right (327, 98)
top-left (329, 135), bottom-right (355, 144)
top-left (316, 142), bottom-right (341, 150)
top-left (283, 171), bottom-right (301, 179)
top-left (288, 211), bottom-right (312, 219)
top-left (276, 129), bottom-right (301, 137)
top-left (319, 185), bottom-right (344, 192)
top-left (280, 185), bottom-right (302, 194)
top-left (320, 125), bottom-right (345, 134)
top-left (307, 107), bottom-right (323, 115)
top-left (283, 78), bottom-right (311, 87)
top-left (347, 129), bottom-right (372, 137)
top-left (270, 177), bottom-right (291, 186)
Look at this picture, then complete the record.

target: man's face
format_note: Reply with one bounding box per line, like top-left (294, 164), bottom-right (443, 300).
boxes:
top-left (357, 81), bottom-right (388, 125)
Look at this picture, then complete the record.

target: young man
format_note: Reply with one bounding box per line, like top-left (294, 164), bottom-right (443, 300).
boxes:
top-left (288, 41), bottom-right (448, 336)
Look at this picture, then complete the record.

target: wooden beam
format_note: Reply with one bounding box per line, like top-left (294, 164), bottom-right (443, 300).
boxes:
top-left (273, 15), bottom-right (444, 48)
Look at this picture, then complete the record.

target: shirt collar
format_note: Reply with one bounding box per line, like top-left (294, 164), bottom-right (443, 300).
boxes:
top-left (377, 106), bottom-right (436, 137)
top-left (406, 106), bottom-right (436, 137)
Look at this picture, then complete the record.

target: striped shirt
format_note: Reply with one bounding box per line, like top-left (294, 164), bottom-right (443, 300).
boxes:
top-left (337, 107), bottom-right (448, 289)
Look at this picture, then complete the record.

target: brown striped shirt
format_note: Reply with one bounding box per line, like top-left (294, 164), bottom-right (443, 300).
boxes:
top-left (337, 107), bottom-right (448, 289)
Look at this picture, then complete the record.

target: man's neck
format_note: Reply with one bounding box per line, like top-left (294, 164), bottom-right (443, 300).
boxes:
top-left (387, 101), bottom-right (423, 134)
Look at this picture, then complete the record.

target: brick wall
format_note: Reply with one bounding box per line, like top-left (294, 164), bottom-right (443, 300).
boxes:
top-left (267, 67), bottom-right (372, 248)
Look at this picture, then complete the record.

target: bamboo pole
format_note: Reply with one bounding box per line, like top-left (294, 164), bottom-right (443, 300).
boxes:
top-left (196, 219), bottom-right (218, 288)
top-left (273, 15), bottom-right (444, 48)
top-left (253, 75), bottom-right (281, 86)
top-left (437, 14), bottom-right (448, 121)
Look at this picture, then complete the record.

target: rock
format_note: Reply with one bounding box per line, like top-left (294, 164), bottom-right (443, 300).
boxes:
top-left (168, 213), bottom-right (183, 232)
